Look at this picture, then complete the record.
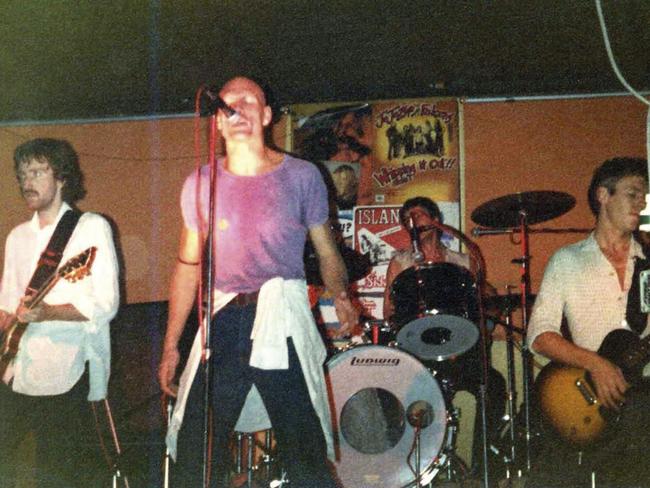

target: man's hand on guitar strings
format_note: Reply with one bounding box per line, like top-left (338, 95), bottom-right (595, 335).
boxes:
top-left (589, 355), bottom-right (629, 410)
top-left (0, 310), bottom-right (14, 332)
top-left (16, 296), bottom-right (48, 323)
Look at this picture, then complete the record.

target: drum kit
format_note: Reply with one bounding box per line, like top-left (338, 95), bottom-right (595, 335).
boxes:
top-left (242, 191), bottom-right (588, 488)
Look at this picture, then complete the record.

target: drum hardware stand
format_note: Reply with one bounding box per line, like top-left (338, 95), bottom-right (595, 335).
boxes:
top-left (413, 426), bottom-right (422, 485)
top-left (91, 399), bottom-right (130, 488)
top-left (363, 319), bottom-right (392, 345)
top-left (471, 213), bottom-right (536, 473)
top-left (406, 408), bottom-right (430, 486)
top-left (246, 433), bottom-right (254, 487)
top-left (268, 470), bottom-right (289, 488)
top-left (419, 220), bottom-right (494, 488)
top-left (485, 307), bottom-right (528, 488)
top-left (163, 397), bottom-right (174, 488)
top-left (497, 289), bottom-right (522, 482)
top-left (437, 405), bottom-right (470, 484)
top-left (514, 210), bottom-right (535, 473)
top-left (234, 429), bottom-right (276, 488)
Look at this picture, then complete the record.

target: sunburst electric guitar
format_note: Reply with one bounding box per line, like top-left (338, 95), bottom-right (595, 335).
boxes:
top-left (0, 247), bottom-right (96, 378)
top-left (536, 328), bottom-right (650, 445)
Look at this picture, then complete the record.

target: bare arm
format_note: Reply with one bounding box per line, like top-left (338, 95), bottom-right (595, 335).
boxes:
top-left (309, 222), bottom-right (359, 336)
top-left (382, 256), bottom-right (402, 320)
top-left (158, 226), bottom-right (202, 397)
top-left (16, 301), bottom-right (87, 323)
top-left (533, 331), bottom-right (629, 410)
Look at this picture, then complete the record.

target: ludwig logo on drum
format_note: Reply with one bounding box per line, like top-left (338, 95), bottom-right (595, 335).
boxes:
top-left (349, 356), bottom-right (400, 366)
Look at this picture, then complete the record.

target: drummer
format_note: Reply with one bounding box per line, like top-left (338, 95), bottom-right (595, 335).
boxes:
top-left (382, 196), bottom-right (506, 477)
top-left (383, 196), bottom-right (472, 319)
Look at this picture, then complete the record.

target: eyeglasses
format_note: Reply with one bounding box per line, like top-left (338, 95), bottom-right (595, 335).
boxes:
top-left (16, 167), bottom-right (51, 184)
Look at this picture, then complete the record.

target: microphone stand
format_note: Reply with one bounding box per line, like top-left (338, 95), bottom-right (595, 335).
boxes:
top-left (198, 85), bottom-right (220, 488)
top-left (409, 218), bottom-right (426, 317)
top-left (419, 222), bottom-right (492, 488)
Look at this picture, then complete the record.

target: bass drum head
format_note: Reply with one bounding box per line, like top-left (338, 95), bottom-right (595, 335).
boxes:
top-left (326, 345), bottom-right (447, 487)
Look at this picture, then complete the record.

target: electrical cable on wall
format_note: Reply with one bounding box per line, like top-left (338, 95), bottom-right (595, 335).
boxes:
top-left (594, 0), bottom-right (650, 229)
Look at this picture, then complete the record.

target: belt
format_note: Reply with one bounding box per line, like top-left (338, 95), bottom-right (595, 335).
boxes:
top-left (231, 290), bottom-right (260, 307)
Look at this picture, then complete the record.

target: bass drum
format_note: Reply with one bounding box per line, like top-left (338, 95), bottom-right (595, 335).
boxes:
top-left (326, 345), bottom-right (447, 487)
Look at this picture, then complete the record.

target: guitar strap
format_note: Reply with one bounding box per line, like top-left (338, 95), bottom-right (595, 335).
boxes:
top-left (25, 209), bottom-right (83, 295)
top-left (626, 256), bottom-right (650, 335)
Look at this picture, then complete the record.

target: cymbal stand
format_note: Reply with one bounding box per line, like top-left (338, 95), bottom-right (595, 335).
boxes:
top-left (493, 292), bottom-right (520, 485)
top-left (479, 215), bottom-right (535, 472)
top-left (515, 210), bottom-right (534, 473)
top-left (474, 223), bottom-right (590, 475)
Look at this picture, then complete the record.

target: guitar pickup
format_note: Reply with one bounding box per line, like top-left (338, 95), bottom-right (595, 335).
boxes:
top-left (641, 269), bottom-right (650, 313)
top-left (575, 378), bottom-right (598, 405)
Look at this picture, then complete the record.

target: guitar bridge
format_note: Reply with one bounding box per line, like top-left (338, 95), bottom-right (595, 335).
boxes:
top-left (575, 378), bottom-right (597, 405)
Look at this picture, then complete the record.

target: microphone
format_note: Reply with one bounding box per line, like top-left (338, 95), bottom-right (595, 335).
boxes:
top-left (406, 401), bottom-right (433, 428)
top-left (199, 87), bottom-right (239, 120)
top-left (409, 217), bottom-right (424, 263)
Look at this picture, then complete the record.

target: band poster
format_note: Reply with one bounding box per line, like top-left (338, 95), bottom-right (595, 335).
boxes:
top-left (291, 98), bottom-right (460, 321)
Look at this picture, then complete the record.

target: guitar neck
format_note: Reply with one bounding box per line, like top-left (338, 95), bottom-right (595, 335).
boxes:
top-left (27, 272), bottom-right (61, 309)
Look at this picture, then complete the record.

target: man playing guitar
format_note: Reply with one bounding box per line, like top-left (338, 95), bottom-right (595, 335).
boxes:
top-left (527, 157), bottom-right (650, 487)
top-left (0, 139), bottom-right (120, 488)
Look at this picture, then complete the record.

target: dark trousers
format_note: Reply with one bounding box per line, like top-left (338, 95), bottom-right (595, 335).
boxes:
top-left (173, 301), bottom-right (337, 488)
top-left (0, 371), bottom-right (104, 488)
top-left (526, 381), bottom-right (650, 488)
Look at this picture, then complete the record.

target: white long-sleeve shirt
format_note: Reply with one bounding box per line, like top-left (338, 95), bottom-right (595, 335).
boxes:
top-left (528, 233), bottom-right (648, 353)
top-left (0, 202), bottom-right (120, 400)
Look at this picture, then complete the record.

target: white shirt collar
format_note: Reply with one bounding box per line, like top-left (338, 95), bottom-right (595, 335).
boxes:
top-left (28, 201), bottom-right (73, 233)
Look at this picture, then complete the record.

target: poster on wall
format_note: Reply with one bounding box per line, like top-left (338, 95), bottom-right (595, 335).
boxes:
top-left (292, 98), bottom-right (461, 324)
top-left (371, 99), bottom-right (460, 204)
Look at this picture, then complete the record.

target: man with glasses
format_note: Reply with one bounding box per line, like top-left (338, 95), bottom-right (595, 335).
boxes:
top-left (0, 138), bottom-right (120, 488)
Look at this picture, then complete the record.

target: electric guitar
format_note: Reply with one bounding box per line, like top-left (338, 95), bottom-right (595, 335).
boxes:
top-left (536, 328), bottom-right (650, 445)
top-left (0, 247), bottom-right (96, 378)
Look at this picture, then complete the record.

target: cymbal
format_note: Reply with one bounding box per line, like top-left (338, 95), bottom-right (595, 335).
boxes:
top-left (471, 191), bottom-right (576, 228)
top-left (483, 293), bottom-right (536, 312)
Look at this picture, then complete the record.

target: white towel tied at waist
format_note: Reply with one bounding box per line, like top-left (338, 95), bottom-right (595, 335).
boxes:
top-left (166, 278), bottom-right (333, 460)
top-left (248, 278), bottom-right (332, 459)
top-left (249, 277), bottom-right (292, 369)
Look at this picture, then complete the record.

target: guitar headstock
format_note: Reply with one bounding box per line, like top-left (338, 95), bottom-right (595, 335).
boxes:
top-left (58, 247), bottom-right (97, 283)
